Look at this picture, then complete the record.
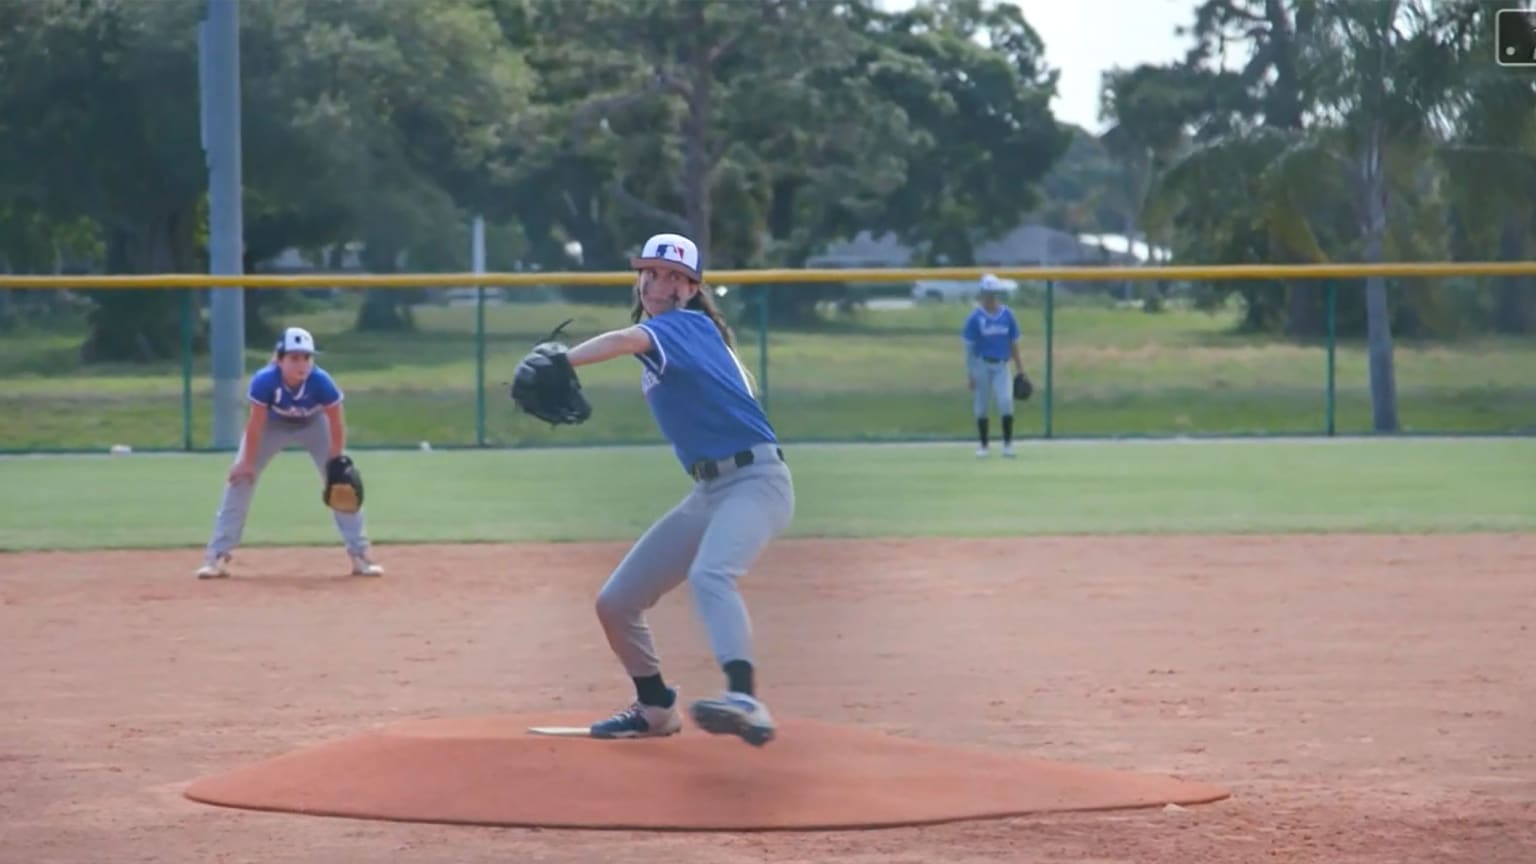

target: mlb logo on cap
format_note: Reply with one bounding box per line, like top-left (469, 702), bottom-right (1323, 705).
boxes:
top-left (630, 233), bottom-right (702, 280)
top-left (277, 326), bottom-right (319, 354)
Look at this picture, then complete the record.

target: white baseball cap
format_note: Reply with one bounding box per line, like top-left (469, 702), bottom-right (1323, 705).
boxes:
top-left (630, 233), bottom-right (702, 280)
top-left (979, 273), bottom-right (1005, 292)
top-left (276, 326), bottom-right (319, 355)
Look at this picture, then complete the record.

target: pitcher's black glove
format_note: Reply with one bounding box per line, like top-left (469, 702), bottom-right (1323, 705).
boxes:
top-left (510, 319), bottom-right (592, 426)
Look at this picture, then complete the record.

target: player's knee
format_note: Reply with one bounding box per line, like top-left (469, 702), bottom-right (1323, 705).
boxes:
top-left (594, 585), bottom-right (631, 625)
top-left (687, 564), bottom-right (736, 595)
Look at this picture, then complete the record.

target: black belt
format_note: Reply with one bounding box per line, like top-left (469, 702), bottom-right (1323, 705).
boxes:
top-left (689, 446), bottom-right (784, 481)
top-left (981, 357), bottom-right (1005, 364)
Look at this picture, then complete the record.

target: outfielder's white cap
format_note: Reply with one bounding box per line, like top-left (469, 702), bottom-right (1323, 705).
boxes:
top-left (979, 273), bottom-right (1005, 292)
top-left (630, 233), bottom-right (702, 281)
top-left (276, 326), bottom-right (319, 355)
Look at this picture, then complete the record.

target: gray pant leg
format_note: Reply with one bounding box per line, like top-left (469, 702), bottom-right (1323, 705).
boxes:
top-left (991, 362), bottom-right (1013, 418)
top-left (971, 358), bottom-right (989, 418)
top-left (687, 464), bottom-right (795, 669)
top-left (295, 416), bottom-right (371, 557)
top-left (594, 491), bottom-right (710, 678)
top-left (204, 422), bottom-right (299, 557)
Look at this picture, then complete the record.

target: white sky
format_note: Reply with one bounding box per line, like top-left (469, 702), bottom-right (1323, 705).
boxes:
top-left (875, 0), bottom-right (1195, 133)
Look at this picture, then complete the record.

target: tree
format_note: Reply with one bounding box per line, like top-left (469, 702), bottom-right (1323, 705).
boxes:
top-left (1140, 0), bottom-right (1475, 431)
top-left (853, 0), bottom-right (1070, 266)
top-left (238, 0), bottom-right (532, 331)
top-left (490, 0), bottom-right (1069, 322)
top-left (0, 0), bottom-right (208, 361)
top-left (1436, 0), bottom-right (1536, 333)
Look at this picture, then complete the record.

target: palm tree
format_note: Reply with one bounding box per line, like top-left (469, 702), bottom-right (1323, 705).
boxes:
top-left (1146, 0), bottom-right (1465, 432)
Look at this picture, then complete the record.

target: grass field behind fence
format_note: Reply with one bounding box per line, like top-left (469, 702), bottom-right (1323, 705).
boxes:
top-left (1, 439), bottom-right (1531, 553)
top-left (0, 292), bottom-right (1533, 451)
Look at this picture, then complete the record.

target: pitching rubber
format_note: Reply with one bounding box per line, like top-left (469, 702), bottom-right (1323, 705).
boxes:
top-left (526, 725), bottom-right (594, 738)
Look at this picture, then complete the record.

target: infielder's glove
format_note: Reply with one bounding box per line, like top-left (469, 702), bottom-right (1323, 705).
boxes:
top-left (1012, 371), bottom-right (1034, 401)
top-left (323, 454), bottom-right (364, 513)
top-left (510, 319), bottom-right (592, 426)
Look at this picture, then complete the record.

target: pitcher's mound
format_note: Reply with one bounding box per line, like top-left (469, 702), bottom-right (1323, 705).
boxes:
top-left (184, 713), bottom-right (1229, 831)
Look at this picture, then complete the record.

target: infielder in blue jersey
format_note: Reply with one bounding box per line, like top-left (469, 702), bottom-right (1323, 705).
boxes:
top-left (963, 274), bottom-right (1025, 458)
top-left (194, 327), bottom-right (383, 579)
top-left (558, 233), bottom-right (793, 747)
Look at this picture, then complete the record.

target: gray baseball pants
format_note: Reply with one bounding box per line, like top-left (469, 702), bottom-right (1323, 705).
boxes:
top-left (971, 357), bottom-right (1013, 418)
top-left (594, 444), bottom-right (795, 677)
top-left (203, 415), bottom-right (371, 558)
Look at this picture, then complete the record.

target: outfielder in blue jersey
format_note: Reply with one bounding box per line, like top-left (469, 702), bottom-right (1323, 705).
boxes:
top-left (194, 327), bottom-right (383, 579)
top-left (560, 232), bottom-right (793, 747)
top-left (963, 274), bottom-right (1025, 458)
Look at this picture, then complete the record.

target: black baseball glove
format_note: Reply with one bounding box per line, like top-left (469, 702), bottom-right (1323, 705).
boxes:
top-left (1013, 371), bottom-right (1034, 401)
top-left (323, 454), bottom-right (364, 513)
top-left (510, 319), bottom-right (593, 426)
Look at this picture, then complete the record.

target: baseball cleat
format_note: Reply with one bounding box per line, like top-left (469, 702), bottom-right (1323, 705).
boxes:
top-left (1002, 445), bottom-right (1016, 458)
top-left (196, 554), bottom-right (231, 579)
top-left (975, 446), bottom-right (989, 458)
top-left (349, 554), bottom-right (384, 576)
top-left (690, 691), bottom-right (776, 747)
top-left (590, 688), bottom-right (683, 739)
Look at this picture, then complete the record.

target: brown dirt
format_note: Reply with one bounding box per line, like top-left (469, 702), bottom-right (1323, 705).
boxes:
top-left (182, 712), bottom-right (1228, 830)
top-left (1, 534), bottom-right (1534, 863)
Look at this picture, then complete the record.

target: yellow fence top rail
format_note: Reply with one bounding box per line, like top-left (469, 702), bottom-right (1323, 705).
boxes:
top-left (2, 260), bottom-right (1535, 289)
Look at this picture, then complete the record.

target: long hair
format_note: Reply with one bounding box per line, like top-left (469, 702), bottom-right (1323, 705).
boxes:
top-left (630, 281), bottom-right (736, 349)
top-left (631, 280), bottom-right (757, 393)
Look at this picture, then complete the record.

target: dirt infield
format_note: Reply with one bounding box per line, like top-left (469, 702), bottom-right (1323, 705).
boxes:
top-left (2, 534), bottom-right (1533, 863)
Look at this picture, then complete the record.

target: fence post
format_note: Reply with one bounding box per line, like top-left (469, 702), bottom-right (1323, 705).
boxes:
top-left (1325, 280), bottom-right (1337, 436)
top-left (1043, 279), bottom-right (1055, 439)
top-left (475, 285), bottom-right (487, 446)
top-left (757, 286), bottom-right (770, 417)
top-left (181, 288), bottom-right (193, 451)
top-left (472, 214), bottom-right (487, 447)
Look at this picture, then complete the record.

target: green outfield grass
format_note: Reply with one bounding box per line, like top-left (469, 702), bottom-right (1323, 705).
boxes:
top-left (1, 439), bottom-right (1530, 552)
top-left (1, 297), bottom-right (1532, 451)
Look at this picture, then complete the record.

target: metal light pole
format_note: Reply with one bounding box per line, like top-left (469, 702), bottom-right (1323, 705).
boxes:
top-left (200, 0), bottom-right (246, 449)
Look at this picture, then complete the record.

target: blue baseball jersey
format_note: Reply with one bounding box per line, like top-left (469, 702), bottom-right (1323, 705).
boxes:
top-left (962, 305), bottom-right (1020, 361)
top-left (634, 309), bottom-right (777, 471)
top-left (248, 363), bottom-right (343, 421)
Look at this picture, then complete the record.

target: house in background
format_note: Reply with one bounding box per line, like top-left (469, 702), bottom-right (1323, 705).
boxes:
top-left (805, 222), bottom-right (1165, 302)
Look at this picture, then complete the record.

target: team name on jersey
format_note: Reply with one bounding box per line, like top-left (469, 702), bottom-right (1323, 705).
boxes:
top-left (641, 367), bottom-right (661, 395)
top-left (978, 322), bottom-right (1013, 337)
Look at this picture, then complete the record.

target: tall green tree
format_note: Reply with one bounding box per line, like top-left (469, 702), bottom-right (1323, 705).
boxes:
top-left (239, 0), bottom-right (532, 331)
top-left (0, 0), bottom-right (207, 360)
top-left (1436, 0), bottom-right (1536, 333)
top-left (856, 0), bottom-right (1070, 266)
top-left (490, 0), bottom-right (1068, 321)
top-left (1141, 0), bottom-right (1478, 431)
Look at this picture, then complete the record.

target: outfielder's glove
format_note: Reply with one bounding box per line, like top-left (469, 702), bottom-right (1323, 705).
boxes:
top-left (323, 454), bottom-right (364, 513)
top-left (510, 319), bottom-right (592, 426)
top-left (1012, 371), bottom-right (1034, 401)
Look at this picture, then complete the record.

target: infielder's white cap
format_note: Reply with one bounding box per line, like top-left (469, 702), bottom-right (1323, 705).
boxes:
top-left (630, 233), bottom-right (703, 281)
top-left (979, 273), bottom-right (1005, 292)
top-left (276, 326), bottom-right (319, 355)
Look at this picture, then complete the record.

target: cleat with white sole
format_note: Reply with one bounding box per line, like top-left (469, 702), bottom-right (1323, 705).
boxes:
top-left (690, 691), bottom-right (776, 747)
top-left (590, 688), bottom-right (683, 739)
top-left (350, 554), bottom-right (384, 576)
top-left (196, 554), bottom-right (231, 579)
